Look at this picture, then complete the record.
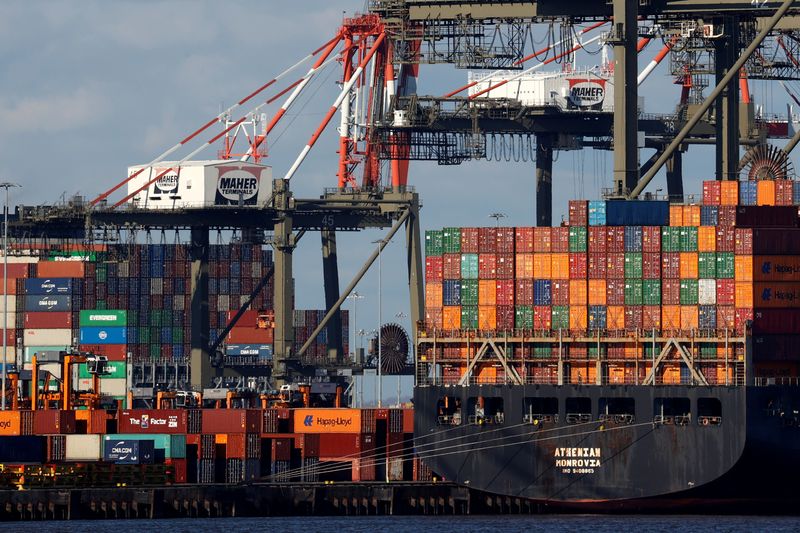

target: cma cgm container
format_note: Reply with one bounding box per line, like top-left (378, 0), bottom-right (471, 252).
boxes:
top-left (126, 160), bottom-right (272, 208)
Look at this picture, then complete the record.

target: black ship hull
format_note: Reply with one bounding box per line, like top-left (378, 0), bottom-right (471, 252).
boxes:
top-left (413, 384), bottom-right (800, 510)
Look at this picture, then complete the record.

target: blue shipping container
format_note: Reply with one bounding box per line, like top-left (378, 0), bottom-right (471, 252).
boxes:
top-left (226, 344), bottom-right (273, 358)
top-left (24, 294), bottom-right (72, 312)
top-left (623, 226), bottom-right (643, 252)
top-left (739, 181), bottom-right (757, 206)
top-left (533, 280), bottom-right (552, 306)
top-left (794, 184), bottom-right (800, 205)
top-left (443, 280), bottom-right (461, 306)
top-left (605, 200), bottom-right (669, 226)
top-left (588, 201), bottom-right (606, 226)
top-left (79, 326), bottom-right (127, 345)
top-left (699, 305), bottom-right (717, 329)
top-left (588, 305), bottom-right (607, 330)
top-left (700, 206), bottom-right (719, 226)
top-left (24, 278), bottom-right (73, 295)
top-left (103, 439), bottom-right (155, 465)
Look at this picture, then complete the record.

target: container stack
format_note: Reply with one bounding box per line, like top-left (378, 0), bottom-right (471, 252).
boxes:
top-left (222, 309), bottom-right (274, 365)
top-left (22, 274), bottom-right (77, 365)
top-left (292, 309), bottom-right (350, 363)
top-left (77, 310), bottom-right (128, 401)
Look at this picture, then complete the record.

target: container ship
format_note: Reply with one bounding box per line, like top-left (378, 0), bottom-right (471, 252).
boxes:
top-left (414, 178), bottom-right (800, 509)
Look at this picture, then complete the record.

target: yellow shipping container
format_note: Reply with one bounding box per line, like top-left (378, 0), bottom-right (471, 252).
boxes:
top-left (570, 305), bottom-right (588, 330)
top-left (569, 280), bottom-right (588, 305)
top-left (515, 253), bottom-right (534, 279)
top-left (551, 253), bottom-right (569, 276)
top-left (735, 282), bottom-right (754, 307)
top-left (698, 226), bottom-right (716, 252)
top-left (735, 256), bottom-right (753, 281)
top-left (533, 253), bottom-right (552, 279)
top-left (679, 252), bottom-right (699, 279)
top-left (478, 306), bottom-right (496, 329)
top-left (479, 279), bottom-right (496, 306)
top-left (588, 279), bottom-right (607, 305)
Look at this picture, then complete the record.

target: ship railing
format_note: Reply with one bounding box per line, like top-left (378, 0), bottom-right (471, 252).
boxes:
top-left (654, 414), bottom-right (691, 426)
top-left (598, 413), bottom-right (635, 425)
top-left (467, 413), bottom-right (505, 425)
top-left (417, 326), bottom-right (746, 341)
top-left (565, 413), bottom-right (592, 425)
top-left (437, 414), bottom-right (462, 426)
top-left (697, 415), bottom-right (722, 426)
top-left (523, 413), bottom-right (558, 424)
top-left (754, 377), bottom-right (800, 387)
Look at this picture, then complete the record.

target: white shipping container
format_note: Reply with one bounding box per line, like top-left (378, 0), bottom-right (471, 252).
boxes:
top-left (23, 345), bottom-right (70, 364)
top-left (4, 256), bottom-right (38, 263)
top-left (0, 295), bottom-right (15, 328)
top-left (126, 160), bottom-right (272, 209)
top-left (0, 348), bottom-right (14, 365)
top-left (65, 434), bottom-right (102, 461)
top-left (73, 378), bottom-right (94, 392)
top-left (698, 279), bottom-right (717, 305)
top-left (99, 378), bottom-right (127, 397)
top-left (23, 328), bottom-right (72, 346)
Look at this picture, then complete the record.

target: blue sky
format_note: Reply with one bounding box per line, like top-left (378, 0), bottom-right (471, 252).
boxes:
top-left (1, 1), bottom-right (794, 349)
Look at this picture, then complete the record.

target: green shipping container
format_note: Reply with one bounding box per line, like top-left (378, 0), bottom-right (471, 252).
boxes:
top-left (624, 253), bottom-right (643, 278)
top-left (442, 227), bottom-right (461, 254)
top-left (716, 252), bottom-right (735, 279)
top-left (149, 344), bottom-right (161, 358)
top-left (624, 280), bottom-right (643, 305)
top-left (460, 254), bottom-right (479, 279)
top-left (699, 345), bottom-right (717, 359)
top-left (173, 327), bottom-right (184, 344)
top-left (698, 252), bottom-right (716, 278)
top-left (139, 327), bottom-right (151, 344)
top-left (103, 434), bottom-right (187, 459)
top-left (533, 345), bottom-right (552, 358)
top-left (588, 345), bottom-right (607, 358)
top-left (679, 226), bottom-right (698, 252)
top-left (680, 279), bottom-right (699, 305)
top-left (461, 306), bottom-right (478, 329)
top-left (661, 227), bottom-right (680, 252)
top-left (568, 227), bottom-right (587, 253)
top-left (515, 306), bottom-right (533, 329)
top-left (642, 280), bottom-right (661, 305)
top-left (79, 310), bottom-right (128, 327)
top-left (552, 306), bottom-right (570, 330)
top-left (460, 279), bottom-right (478, 306)
top-left (425, 231), bottom-right (443, 257)
top-left (79, 361), bottom-right (127, 379)
top-left (96, 300), bottom-right (107, 310)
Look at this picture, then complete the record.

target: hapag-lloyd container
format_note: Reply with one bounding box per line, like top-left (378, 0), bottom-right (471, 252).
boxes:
top-left (293, 409), bottom-right (362, 434)
top-left (0, 411), bottom-right (34, 436)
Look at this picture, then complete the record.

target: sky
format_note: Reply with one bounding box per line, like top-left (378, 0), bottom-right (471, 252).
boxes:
top-left (1, 1), bottom-right (796, 354)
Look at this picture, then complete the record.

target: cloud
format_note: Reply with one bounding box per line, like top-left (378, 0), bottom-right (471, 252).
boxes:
top-left (0, 85), bottom-right (107, 134)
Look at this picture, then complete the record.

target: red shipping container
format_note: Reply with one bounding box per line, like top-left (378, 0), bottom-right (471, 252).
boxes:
top-left (735, 229), bottom-right (753, 255)
top-left (515, 279), bottom-right (533, 306)
top-left (425, 257), bottom-right (443, 282)
top-left (461, 227), bottom-right (480, 253)
top-left (225, 434), bottom-right (247, 459)
top-left (718, 206), bottom-right (736, 227)
top-left (551, 280), bottom-right (570, 305)
top-left (716, 279), bottom-right (735, 305)
top-left (33, 410), bottom-right (76, 435)
top-left (736, 206), bottom-right (798, 228)
top-left (514, 227), bottom-right (534, 253)
top-left (478, 228), bottom-right (496, 253)
top-left (624, 306), bottom-right (643, 330)
top-left (533, 306), bottom-right (551, 329)
top-left (496, 305), bottom-right (514, 329)
top-left (296, 433), bottom-right (321, 458)
top-left (715, 227), bottom-right (735, 252)
top-left (717, 305), bottom-right (736, 329)
top-left (496, 228), bottom-right (515, 253)
top-left (588, 227), bottom-right (607, 253)
top-left (0, 264), bottom-right (29, 279)
top-left (496, 254), bottom-right (514, 279)
top-left (227, 327), bottom-right (274, 344)
top-left (642, 226), bottom-right (661, 253)
top-left (588, 253), bottom-right (607, 279)
top-left (119, 409), bottom-right (188, 434)
top-left (318, 434), bottom-right (359, 458)
top-left (662, 253), bottom-right (680, 278)
top-left (569, 200), bottom-right (588, 226)
top-left (642, 253), bottom-right (661, 279)
top-left (478, 254), bottom-right (496, 279)
top-left (79, 344), bottom-right (127, 361)
top-left (662, 279), bottom-right (681, 305)
top-left (24, 312), bottom-right (72, 329)
top-left (496, 280), bottom-right (514, 306)
top-left (272, 437), bottom-right (293, 461)
top-left (551, 227), bottom-right (569, 253)
top-left (606, 253), bottom-right (625, 279)
top-left (776, 179), bottom-right (794, 206)
top-left (170, 458), bottom-right (188, 483)
top-left (223, 310), bottom-right (265, 328)
top-left (2, 328), bottom-right (15, 346)
top-left (37, 261), bottom-right (85, 278)
top-left (442, 253), bottom-right (461, 279)
top-left (425, 308), bottom-right (442, 329)
top-left (569, 253), bottom-right (587, 279)
top-left (202, 409), bottom-right (261, 434)
top-left (533, 227), bottom-right (552, 252)
top-left (606, 227), bottom-right (625, 253)
top-left (703, 180), bottom-right (721, 205)
top-left (642, 306), bottom-right (661, 331)
top-left (606, 279), bottom-right (625, 305)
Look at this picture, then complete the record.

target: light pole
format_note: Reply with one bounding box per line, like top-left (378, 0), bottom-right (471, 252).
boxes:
top-left (395, 312), bottom-right (407, 407)
top-left (346, 291), bottom-right (364, 357)
top-left (372, 238), bottom-right (391, 407)
top-left (489, 212), bottom-right (507, 227)
top-left (0, 183), bottom-right (20, 411)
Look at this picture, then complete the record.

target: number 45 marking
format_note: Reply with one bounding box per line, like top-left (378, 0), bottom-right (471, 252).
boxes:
top-left (321, 215), bottom-right (335, 227)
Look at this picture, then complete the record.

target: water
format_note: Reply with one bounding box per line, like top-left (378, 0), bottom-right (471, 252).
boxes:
top-left (5, 516), bottom-right (800, 532)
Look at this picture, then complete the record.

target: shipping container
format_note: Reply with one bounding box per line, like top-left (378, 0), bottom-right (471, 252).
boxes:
top-left (104, 434), bottom-right (186, 459)
top-left (24, 311), bottom-right (72, 329)
top-left (118, 409), bottom-right (190, 434)
top-left (605, 200), bottom-right (669, 226)
top-left (65, 434), bottom-right (102, 461)
top-left (37, 261), bottom-right (85, 278)
top-left (24, 277), bottom-right (73, 295)
top-left (103, 439), bottom-right (155, 464)
top-left (24, 328), bottom-right (72, 346)
top-left (79, 326), bottom-right (127, 345)
top-left (79, 309), bottom-right (127, 327)
top-left (24, 294), bottom-right (71, 312)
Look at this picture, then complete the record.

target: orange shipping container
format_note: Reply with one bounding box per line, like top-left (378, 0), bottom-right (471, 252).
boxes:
top-left (662, 364), bottom-right (682, 384)
top-left (669, 205), bottom-right (684, 226)
top-left (551, 253), bottom-right (569, 277)
top-left (607, 365), bottom-right (625, 384)
top-left (680, 305), bottom-right (699, 329)
top-left (478, 306), bottom-right (496, 329)
top-left (757, 180), bottom-right (776, 206)
top-left (570, 363), bottom-right (596, 385)
top-left (720, 180), bottom-right (739, 206)
top-left (570, 305), bottom-right (587, 330)
top-left (479, 280), bottom-right (496, 306)
top-left (0, 411), bottom-right (33, 436)
top-left (442, 306), bottom-right (461, 329)
top-left (662, 305), bottom-right (681, 329)
top-left (735, 282), bottom-right (754, 307)
top-left (294, 409), bottom-right (362, 434)
top-left (683, 205), bottom-right (701, 227)
top-left (569, 280), bottom-right (588, 305)
top-left (37, 261), bottom-right (85, 278)
top-left (515, 253), bottom-right (534, 279)
top-left (533, 253), bottom-right (552, 279)
top-left (476, 365), bottom-right (497, 383)
top-left (425, 283), bottom-right (442, 308)
top-left (679, 253), bottom-right (699, 279)
top-left (735, 256), bottom-right (753, 281)
top-left (588, 279), bottom-right (607, 305)
top-left (698, 226), bottom-right (716, 252)
top-left (607, 306), bottom-right (625, 330)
